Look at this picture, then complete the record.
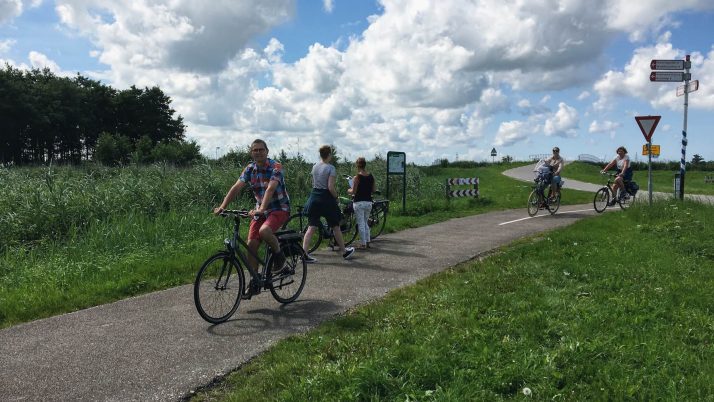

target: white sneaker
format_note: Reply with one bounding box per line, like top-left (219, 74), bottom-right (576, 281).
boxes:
top-left (342, 247), bottom-right (355, 260)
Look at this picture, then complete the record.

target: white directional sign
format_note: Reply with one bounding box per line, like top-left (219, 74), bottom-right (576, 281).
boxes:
top-left (635, 116), bottom-right (661, 142)
top-left (677, 80), bottom-right (699, 96)
top-left (650, 72), bottom-right (690, 82)
top-left (650, 59), bottom-right (687, 70)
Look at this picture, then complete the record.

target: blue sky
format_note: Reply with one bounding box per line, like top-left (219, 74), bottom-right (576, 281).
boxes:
top-left (2, 0), bottom-right (714, 165)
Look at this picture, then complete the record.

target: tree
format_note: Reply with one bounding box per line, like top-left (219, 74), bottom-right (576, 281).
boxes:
top-left (692, 154), bottom-right (704, 165)
top-left (501, 155), bottom-right (513, 163)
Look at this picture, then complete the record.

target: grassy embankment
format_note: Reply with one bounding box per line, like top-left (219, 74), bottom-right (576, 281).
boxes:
top-left (191, 199), bottom-right (714, 401)
top-left (0, 161), bottom-right (593, 328)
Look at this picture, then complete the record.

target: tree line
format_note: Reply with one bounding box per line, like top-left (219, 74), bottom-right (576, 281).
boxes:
top-left (1, 65), bottom-right (200, 166)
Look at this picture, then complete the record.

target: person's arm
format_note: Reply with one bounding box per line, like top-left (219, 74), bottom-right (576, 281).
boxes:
top-left (371, 175), bottom-right (376, 194)
top-left (215, 179), bottom-right (246, 214)
top-left (554, 159), bottom-right (563, 175)
top-left (328, 174), bottom-right (338, 198)
top-left (256, 179), bottom-right (279, 214)
top-left (349, 174), bottom-right (360, 195)
top-left (601, 159), bottom-right (615, 173)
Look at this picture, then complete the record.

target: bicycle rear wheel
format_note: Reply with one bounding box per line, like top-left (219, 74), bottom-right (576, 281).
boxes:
top-left (617, 189), bottom-right (634, 210)
top-left (267, 243), bottom-right (307, 303)
top-left (368, 203), bottom-right (387, 239)
top-left (527, 190), bottom-right (540, 217)
top-left (194, 252), bottom-right (244, 324)
top-left (593, 188), bottom-right (609, 213)
top-left (282, 214), bottom-right (322, 254)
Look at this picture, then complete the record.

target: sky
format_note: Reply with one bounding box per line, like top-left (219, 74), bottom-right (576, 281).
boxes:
top-left (2, 0), bottom-right (714, 165)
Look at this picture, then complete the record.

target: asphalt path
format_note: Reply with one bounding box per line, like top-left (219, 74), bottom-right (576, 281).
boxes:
top-left (0, 202), bottom-right (603, 401)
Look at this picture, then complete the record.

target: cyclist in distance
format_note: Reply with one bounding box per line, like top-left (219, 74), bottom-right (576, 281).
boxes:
top-left (601, 146), bottom-right (633, 206)
top-left (543, 146), bottom-right (564, 199)
top-left (213, 138), bottom-right (290, 272)
top-left (301, 145), bottom-right (355, 262)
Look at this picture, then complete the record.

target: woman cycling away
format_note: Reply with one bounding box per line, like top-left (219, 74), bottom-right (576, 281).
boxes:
top-left (301, 145), bottom-right (355, 262)
top-left (601, 146), bottom-right (633, 206)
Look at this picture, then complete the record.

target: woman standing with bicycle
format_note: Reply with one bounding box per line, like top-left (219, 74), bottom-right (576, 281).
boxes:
top-left (348, 157), bottom-right (375, 249)
top-left (302, 145), bottom-right (355, 262)
top-left (601, 146), bottom-right (633, 206)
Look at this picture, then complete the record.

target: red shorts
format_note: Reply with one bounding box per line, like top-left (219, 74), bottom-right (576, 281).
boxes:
top-left (248, 210), bottom-right (290, 241)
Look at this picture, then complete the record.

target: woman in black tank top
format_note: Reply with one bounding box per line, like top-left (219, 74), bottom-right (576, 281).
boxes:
top-left (349, 157), bottom-right (375, 248)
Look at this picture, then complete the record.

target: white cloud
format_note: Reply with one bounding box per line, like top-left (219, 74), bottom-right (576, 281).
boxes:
top-left (577, 91), bottom-right (590, 100)
top-left (28, 51), bottom-right (60, 72)
top-left (544, 102), bottom-right (579, 137)
top-left (0, 38), bottom-right (15, 53)
top-left (323, 0), bottom-right (334, 13)
top-left (605, 0), bottom-right (714, 42)
top-left (588, 120), bottom-right (621, 138)
top-left (494, 120), bottom-right (528, 147)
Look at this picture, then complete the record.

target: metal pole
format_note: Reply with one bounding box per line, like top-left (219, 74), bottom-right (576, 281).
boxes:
top-left (648, 140), bottom-right (652, 206)
top-left (679, 54), bottom-right (690, 200)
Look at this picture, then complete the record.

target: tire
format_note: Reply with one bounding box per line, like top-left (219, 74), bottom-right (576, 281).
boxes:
top-left (368, 204), bottom-right (388, 239)
top-left (593, 187), bottom-right (610, 213)
top-left (267, 242), bottom-right (307, 303)
top-left (343, 212), bottom-right (358, 246)
top-left (546, 189), bottom-right (560, 215)
top-left (617, 189), bottom-right (634, 210)
top-left (527, 190), bottom-right (540, 217)
top-left (194, 252), bottom-right (244, 324)
top-left (282, 214), bottom-right (322, 254)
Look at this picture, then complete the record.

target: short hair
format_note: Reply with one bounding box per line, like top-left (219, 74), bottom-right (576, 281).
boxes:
top-left (319, 145), bottom-right (332, 160)
top-left (552, 147), bottom-right (560, 153)
top-left (617, 146), bottom-right (627, 154)
top-left (356, 157), bottom-right (366, 169)
top-left (251, 139), bottom-right (268, 151)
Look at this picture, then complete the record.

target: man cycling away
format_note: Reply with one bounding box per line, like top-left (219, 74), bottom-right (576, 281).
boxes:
top-left (601, 146), bottom-right (632, 206)
top-left (213, 139), bottom-right (291, 281)
top-left (543, 147), bottom-right (564, 200)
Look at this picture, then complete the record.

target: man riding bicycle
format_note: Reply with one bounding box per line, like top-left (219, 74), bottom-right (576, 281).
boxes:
top-left (213, 139), bottom-right (291, 275)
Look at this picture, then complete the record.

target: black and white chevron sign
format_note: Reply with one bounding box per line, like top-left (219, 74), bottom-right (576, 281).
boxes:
top-left (447, 178), bottom-right (479, 185)
top-left (448, 189), bottom-right (479, 197)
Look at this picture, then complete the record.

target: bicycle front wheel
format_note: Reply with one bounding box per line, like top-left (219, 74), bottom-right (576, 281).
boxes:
top-left (546, 189), bottom-right (560, 215)
top-left (267, 242), bottom-right (307, 303)
top-left (368, 204), bottom-right (387, 239)
top-left (593, 187), bottom-right (609, 213)
top-left (343, 213), bottom-right (358, 246)
top-left (527, 190), bottom-right (540, 217)
top-left (194, 252), bottom-right (244, 324)
top-left (282, 214), bottom-right (322, 254)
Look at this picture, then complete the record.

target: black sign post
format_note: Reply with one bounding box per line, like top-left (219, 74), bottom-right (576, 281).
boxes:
top-left (386, 151), bottom-right (406, 212)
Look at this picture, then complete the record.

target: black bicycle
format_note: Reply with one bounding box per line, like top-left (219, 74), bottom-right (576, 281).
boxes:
top-left (194, 210), bottom-right (307, 324)
top-left (527, 166), bottom-right (561, 217)
top-left (593, 173), bottom-right (638, 213)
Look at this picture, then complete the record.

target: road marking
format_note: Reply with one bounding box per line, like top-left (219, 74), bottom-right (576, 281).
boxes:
top-left (498, 208), bottom-right (595, 226)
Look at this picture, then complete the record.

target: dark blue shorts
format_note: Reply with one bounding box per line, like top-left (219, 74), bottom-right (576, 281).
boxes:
top-left (304, 189), bottom-right (341, 227)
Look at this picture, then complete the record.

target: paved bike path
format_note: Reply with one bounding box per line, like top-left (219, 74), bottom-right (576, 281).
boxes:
top-left (2, 205), bottom-right (604, 401)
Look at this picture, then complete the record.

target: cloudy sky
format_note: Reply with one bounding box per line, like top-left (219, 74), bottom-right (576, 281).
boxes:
top-left (2, 0), bottom-right (714, 164)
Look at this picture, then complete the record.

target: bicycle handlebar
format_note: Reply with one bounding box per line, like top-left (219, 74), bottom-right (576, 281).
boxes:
top-left (218, 209), bottom-right (251, 218)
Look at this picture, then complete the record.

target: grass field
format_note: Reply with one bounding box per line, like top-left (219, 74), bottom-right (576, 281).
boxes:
top-left (191, 200), bottom-right (714, 401)
top-left (0, 161), bottom-right (594, 328)
top-left (564, 161), bottom-right (714, 195)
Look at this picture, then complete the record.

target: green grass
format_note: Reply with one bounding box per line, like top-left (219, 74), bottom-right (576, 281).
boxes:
top-left (565, 161), bottom-right (714, 195)
top-left (0, 162), bottom-right (594, 328)
top-left (191, 200), bottom-right (714, 401)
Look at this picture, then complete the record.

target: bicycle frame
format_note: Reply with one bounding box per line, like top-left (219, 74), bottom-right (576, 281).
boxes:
top-left (224, 213), bottom-right (271, 283)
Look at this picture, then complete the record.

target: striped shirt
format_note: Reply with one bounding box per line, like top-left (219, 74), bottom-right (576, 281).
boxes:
top-left (239, 159), bottom-right (290, 212)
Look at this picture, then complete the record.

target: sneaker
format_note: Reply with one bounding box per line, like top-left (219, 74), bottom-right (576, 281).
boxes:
top-left (342, 247), bottom-right (355, 260)
top-left (303, 254), bottom-right (317, 263)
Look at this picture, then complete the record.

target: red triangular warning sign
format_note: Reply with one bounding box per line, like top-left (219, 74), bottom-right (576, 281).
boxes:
top-left (635, 116), bottom-right (661, 142)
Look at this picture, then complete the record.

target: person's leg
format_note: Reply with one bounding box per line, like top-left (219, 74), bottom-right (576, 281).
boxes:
top-left (353, 202), bottom-right (369, 247)
top-left (245, 219), bottom-right (263, 271)
top-left (260, 211), bottom-right (289, 269)
top-left (303, 226), bottom-right (317, 252)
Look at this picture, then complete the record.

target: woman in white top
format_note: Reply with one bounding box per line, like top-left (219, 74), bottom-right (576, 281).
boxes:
top-left (601, 146), bottom-right (633, 205)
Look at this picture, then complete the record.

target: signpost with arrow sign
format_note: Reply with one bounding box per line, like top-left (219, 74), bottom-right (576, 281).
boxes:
top-left (635, 115), bottom-right (661, 206)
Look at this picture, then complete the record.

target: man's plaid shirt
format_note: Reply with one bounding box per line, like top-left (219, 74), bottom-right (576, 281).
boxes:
top-left (239, 158), bottom-right (291, 212)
